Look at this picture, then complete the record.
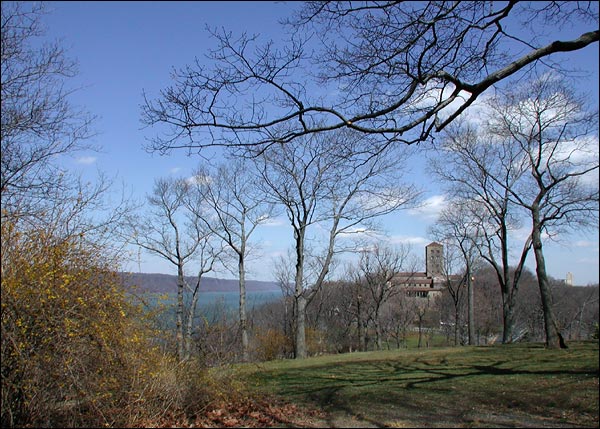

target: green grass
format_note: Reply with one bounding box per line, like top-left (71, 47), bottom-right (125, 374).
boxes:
top-left (240, 341), bottom-right (599, 427)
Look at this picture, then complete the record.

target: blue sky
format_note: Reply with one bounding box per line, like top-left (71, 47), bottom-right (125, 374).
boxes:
top-left (40, 1), bottom-right (599, 285)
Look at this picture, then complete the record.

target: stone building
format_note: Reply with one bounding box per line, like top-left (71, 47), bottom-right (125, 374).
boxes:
top-left (390, 242), bottom-right (454, 299)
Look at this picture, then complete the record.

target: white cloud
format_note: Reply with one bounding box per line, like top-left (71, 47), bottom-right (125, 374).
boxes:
top-left (412, 81), bottom-right (492, 129)
top-left (408, 194), bottom-right (447, 220)
top-left (169, 167), bottom-right (181, 174)
top-left (509, 227), bottom-right (553, 245)
top-left (75, 156), bottom-right (97, 165)
top-left (185, 174), bottom-right (212, 185)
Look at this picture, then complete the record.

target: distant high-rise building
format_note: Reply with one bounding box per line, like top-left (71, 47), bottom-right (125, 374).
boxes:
top-left (566, 272), bottom-right (574, 286)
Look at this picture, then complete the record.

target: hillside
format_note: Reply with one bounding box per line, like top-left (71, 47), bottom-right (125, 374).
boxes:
top-left (120, 272), bottom-right (279, 294)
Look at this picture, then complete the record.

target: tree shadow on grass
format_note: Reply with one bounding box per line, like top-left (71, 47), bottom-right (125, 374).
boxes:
top-left (268, 357), bottom-right (598, 428)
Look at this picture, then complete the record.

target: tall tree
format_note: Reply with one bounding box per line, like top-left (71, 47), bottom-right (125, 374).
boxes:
top-left (129, 177), bottom-right (221, 361)
top-left (433, 75), bottom-right (599, 348)
top-left (187, 159), bottom-right (274, 362)
top-left (484, 75), bottom-right (599, 348)
top-left (345, 264), bottom-right (371, 352)
top-left (431, 122), bottom-right (532, 344)
top-left (141, 2), bottom-right (598, 152)
top-left (258, 130), bottom-right (420, 358)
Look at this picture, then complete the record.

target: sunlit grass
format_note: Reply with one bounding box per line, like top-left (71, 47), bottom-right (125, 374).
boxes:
top-left (242, 341), bottom-right (599, 427)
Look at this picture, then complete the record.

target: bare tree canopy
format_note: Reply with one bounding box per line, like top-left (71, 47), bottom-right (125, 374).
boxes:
top-left (128, 176), bottom-right (223, 361)
top-left (187, 159), bottom-right (275, 362)
top-left (1, 2), bottom-right (95, 216)
top-left (1, 2), bottom-right (132, 256)
top-left (257, 129), bottom-right (421, 358)
top-left (357, 243), bottom-right (412, 350)
top-left (482, 75), bottom-right (598, 349)
top-left (141, 1), bottom-right (598, 153)
top-left (431, 73), bottom-right (599, 347)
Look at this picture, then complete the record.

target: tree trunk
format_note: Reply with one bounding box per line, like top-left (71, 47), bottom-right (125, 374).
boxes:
top-left (176, 265), bottom-right (185, 361)
top-left (374, 306), bottom-right (383, 350)
top-left (293, 225), bottom-right (308, 359)
top-left (238, 254), bottom-right (249, 361)
top-left (499, 223), bottom-right (515, 344)
top-left (467, 268), bottom-right (475, 345)
top-left (531, 223), bottom-right (565, 349)
top-left (184, 278), bottom-right (201, 360)
top-left (454, 307), bottom-right (460, 346)
top-left (417, 315), bottom-right (423, 348)
top-left (295, 294), bottom-right (307, 358)
top-left (501, 290), bottom-right (515, 343)
top-left (357, 297), bottom-right (366, 351)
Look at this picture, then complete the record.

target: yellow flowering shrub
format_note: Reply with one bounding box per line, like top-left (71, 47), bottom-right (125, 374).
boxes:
top-left (1, 221), bottom-right (162, 427)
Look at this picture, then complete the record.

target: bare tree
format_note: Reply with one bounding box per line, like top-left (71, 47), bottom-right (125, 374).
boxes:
top-left (383, 291), bottom-right (417, 349)
top-left (187, 159), bottom-right (274, 362)
top-left (483, 75), bottom-right (599, 348)
top-left (513, 271), bottom-right (546, 342)
top-left (1, 0), bottom-right (135, 268)
top-left (1, 2), bottom-right (95, 222)
top-left (141, 2), bottom-right (598, 152)
top-left (552, 284), bottom-right (599, 340)
top-left (194, 297), bottom-right (240, 365)
top-left (429, 201), bottom-right (482, 344)
top-left (472, 265), bottom-right (505, 344)
top-left (437, 244), bottom-right (468, 345)
top-left (357, 244), bottom-right (412, 350)
top-left (433, 75), bottom-right (599, 348)
top-left (272, 251), bottom-right (296, 349)
top-left (182, 233), bottom-right (223, 360)
top-left (432, 121), bottom-right (532, 344)
top-left (344, 264), bottom-right (371, 352)
top-left (128, 177), bottom-right (221, 361)
top-left (414, 295), bottom-right (440, 348)
top-left (320, 279), bottom-right (358, 353)
top-left (257, 130), bottom-right (420, 358)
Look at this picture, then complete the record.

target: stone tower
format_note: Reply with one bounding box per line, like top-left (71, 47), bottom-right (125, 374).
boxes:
top-left (426, 242), bottom-right (444, 278)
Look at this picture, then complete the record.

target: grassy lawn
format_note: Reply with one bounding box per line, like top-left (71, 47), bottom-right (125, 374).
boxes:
top-left (241, 341), bottom-right (599, 428)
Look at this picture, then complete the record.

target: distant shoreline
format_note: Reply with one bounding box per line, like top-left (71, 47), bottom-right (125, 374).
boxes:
top-left (119, 271), bottom-right (280, 294)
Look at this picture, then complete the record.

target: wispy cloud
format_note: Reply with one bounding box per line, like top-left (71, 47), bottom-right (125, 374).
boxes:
top-left (388, 235), bottom-right (429, 246)
top-left (574, 240), bottom-right (597, 248)
top-left (75, 156), bottom-right (97, 165)
top-left (170, 167), bottom-right (181, 174)
top-left (408, 194), bottom-right (447, 220)
top-left (185, 174), bottom-right (212, 185)
top-left (260, 216), bottom-right (286, 227)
